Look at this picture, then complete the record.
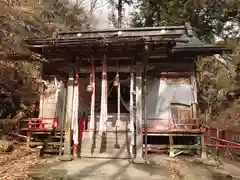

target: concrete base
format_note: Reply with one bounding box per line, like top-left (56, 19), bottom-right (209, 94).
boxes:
top-left (58, 154), bottom-right (73, 161)
top-left (80, 131), bottom-right (132, 159)
top-left (169, 151), bottom-right (175, 157)
top-left (29, 157), bottom-right (174, 180)
top-left (194, 158), bottom-right (220, 167)
top-left (201, 150), bottom-right (207, 159)
top-left (132, 157), bottom-right (145, 164)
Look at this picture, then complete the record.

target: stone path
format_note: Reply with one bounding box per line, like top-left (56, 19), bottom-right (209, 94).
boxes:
top-left (29, 158), bottom-right (170, 180)
top-left (28, 155), bottom-right (240, 180)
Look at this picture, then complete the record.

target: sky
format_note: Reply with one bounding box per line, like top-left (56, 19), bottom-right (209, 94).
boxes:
top-left (63, 0), bottom-right (132, 29)
top-left (60, 0), bottom-right (240, 39)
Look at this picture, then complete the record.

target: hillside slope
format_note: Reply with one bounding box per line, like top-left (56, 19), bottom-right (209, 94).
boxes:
top-left (0, 0), bottom-right (88, 118)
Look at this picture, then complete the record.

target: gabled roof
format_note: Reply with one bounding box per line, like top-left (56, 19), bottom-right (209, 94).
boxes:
top-left (24, 23), bottom-right (231, 68)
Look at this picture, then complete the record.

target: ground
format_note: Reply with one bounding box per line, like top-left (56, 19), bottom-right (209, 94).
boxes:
top-left (1, 147), bottom-right (240, 180)
top-left (26, 154), bottom-right (240, 180)
top-left (0, 147), bottom-right (46, 180)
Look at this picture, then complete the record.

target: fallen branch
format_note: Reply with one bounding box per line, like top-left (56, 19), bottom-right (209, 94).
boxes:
top-left (9, 133), bottom-right (33, 140)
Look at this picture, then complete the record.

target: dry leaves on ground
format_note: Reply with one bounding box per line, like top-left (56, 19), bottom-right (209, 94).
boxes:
top-left (0, 147), bottom-right (45, 180)
top-left (167, 158), bottom-right (186, 180)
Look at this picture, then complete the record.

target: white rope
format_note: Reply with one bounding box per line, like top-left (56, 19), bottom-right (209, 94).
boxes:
top-left (130, 72), bottom-right (134, 132)
top-left (116, 60), bottom-right (121, 126)
top-left (120, 94), bottom-right (130, 111)
top-left (117, 77), bottom-right (121, 126)
top-left (89, 59), bottom-right (95, 139)
top-left (105, 57), bottom-right (108, 132)
top-left (71, 82), bottom-right (79, 147)
top-left (99, 55), bottom-right (108, 135)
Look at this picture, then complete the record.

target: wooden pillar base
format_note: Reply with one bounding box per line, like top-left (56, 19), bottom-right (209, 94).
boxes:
top-left (130, 135), bottom-right (135, 158)
top-left (135, 135), bottom-right (143, 159)
top-left (73, 144), bottom-right (78, 157)
top-left (135, 69), bottom-right (143, 161)
top-left (169, 135), bottom-right (174, 157)
top-left (197, 136), bottom-right (201, 155)
top-left (63, 71), bottom-right (74, 157)
top-left (58, 154), bottom-right (73, 161)
top-left (133, 157), bottom-right (145, 164)
top-left (130, 145), bottom-right (135, 158)
top-left (201, 133), bottom-right (207, 159)
top-left (26, 132), bottom-right (31, 149)
top-left (169, 151), bottom-right (175, 157)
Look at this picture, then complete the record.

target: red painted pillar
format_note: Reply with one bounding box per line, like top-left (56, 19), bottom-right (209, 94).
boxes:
top-left (221, 130), bottom-right (226, 145)
top-left (204, 128), bottom-right (209, 145)
top-left (79, 116), bottom-right (86, 141)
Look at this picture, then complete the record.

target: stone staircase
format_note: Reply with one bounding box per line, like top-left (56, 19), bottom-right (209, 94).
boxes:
top-left (79, 131), bottom-right (133, 159)
top-left (19, 118), bottom-right (64, 156)
top-left (39, 130), bottom-right (64, 156)
top-left (79, 113), bottom-right (134, 158)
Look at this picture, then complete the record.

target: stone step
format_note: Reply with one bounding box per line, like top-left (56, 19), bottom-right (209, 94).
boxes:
top-left (81, 138), bottom-right (131, 145)
top-left (43, 148), bottom-right (62, 154)
top-left (81, 135), bottom-right (131, 144)
top-left (80, 130), bottom-right (134, 158)
top-left (82, 131), bottom-right (132, 137)
top-left (81, 132), bottom-right (132, 141)
top-left (80, 140), bottom-right (131, 148)
top-left (80, 146), bottom-right (131, 152)
top-left (79, 151), bottom-right (132, 159)
top-left (29, 141), bottom-right (62, 146)
top-left (86, 113), bottom-right (131, 131)
top-left (82, 136), bottom-right (131, 141)
top-left (80, 141), bottom-right (132, 151)
top-left (80, 147), bottom-right (131, 153)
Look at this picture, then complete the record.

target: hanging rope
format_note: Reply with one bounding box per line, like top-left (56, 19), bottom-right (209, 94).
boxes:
top-left (72, 72), bottom-right (79, 155)
top-left (117, 80), bottom-right (121, 125)
top-left (130, 69), bottom-right (135, 132)
top-left (89, 58), bottom-right (95, 139)
top-left (114, 60), bottom-right (121, 126)
top-left (99, 55), bottom-right (108, 135)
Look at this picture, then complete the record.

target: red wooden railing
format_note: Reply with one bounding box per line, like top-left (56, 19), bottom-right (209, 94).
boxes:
top-left (28, 116), bottom-right (59, 130)
top-left (204, 128), bottom-right (240, 149)
top-left (79, 116), bottom-right (86, 140)
top-left (142, 117), bottom-right (201, 133)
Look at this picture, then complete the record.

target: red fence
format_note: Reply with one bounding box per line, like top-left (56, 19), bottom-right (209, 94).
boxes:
top-left (142, 117), bottom-right (201, 133)
top-left (204, 128), bottom-right (240, 149)
top-left (28, 116), bottom-right (59, 130)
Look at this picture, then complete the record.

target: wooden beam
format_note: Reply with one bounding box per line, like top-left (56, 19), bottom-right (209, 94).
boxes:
top-left (60, 71), bottom-right (74, 161)
top-left (58, 26), bottom-right (186, 36)
top-left (134, 67), bottom-right (144, 163)
top-left (201, 133), bottom-right (207, 159)
top-left (42, 60), bottom-right (195, 72)
top-left (43, 54), bottom-right (168, 62)
top-left (190, 73), bottom-right (197, 118)
top-left (169, 135), bottom-right (174, 157)
top-left (77, 65), bottom-right (155, 73)
top-left (143, 44), bottom-right (149, 162)
top-left (59, 83), bottom-right (67, 156)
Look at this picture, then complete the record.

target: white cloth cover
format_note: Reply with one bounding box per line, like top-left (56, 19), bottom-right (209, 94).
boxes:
top-left (89, 62), bottom-right (95, 139)
top-left (146, 79), bottom-right (197, 127)
top-left (55, 83), bottom-right (66, 129)
top-left (99, 56), bottom-right (108, 135)
top-left (116, 79), bottom-right (121, 127)
top-left (129, 73), bottom-right (135, 132)
top-left (71, 83), bottom-right (79, 146)
top-left (39, 77), bottom-right (61, 128)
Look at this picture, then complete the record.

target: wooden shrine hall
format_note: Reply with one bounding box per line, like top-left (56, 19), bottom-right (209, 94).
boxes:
top-left (23, 23), bottom-right (229, 162)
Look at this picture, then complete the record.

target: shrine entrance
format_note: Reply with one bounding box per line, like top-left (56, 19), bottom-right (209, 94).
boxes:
top-left (25, 24), bottom-right (228, 161)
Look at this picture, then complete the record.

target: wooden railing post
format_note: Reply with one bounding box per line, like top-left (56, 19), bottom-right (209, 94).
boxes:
top-left (133, 67), bottom-right (144, 164)
top-left (59, 70), bottom-right (74, 161)
top-left (201, 128), bottom-right (208, 159)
